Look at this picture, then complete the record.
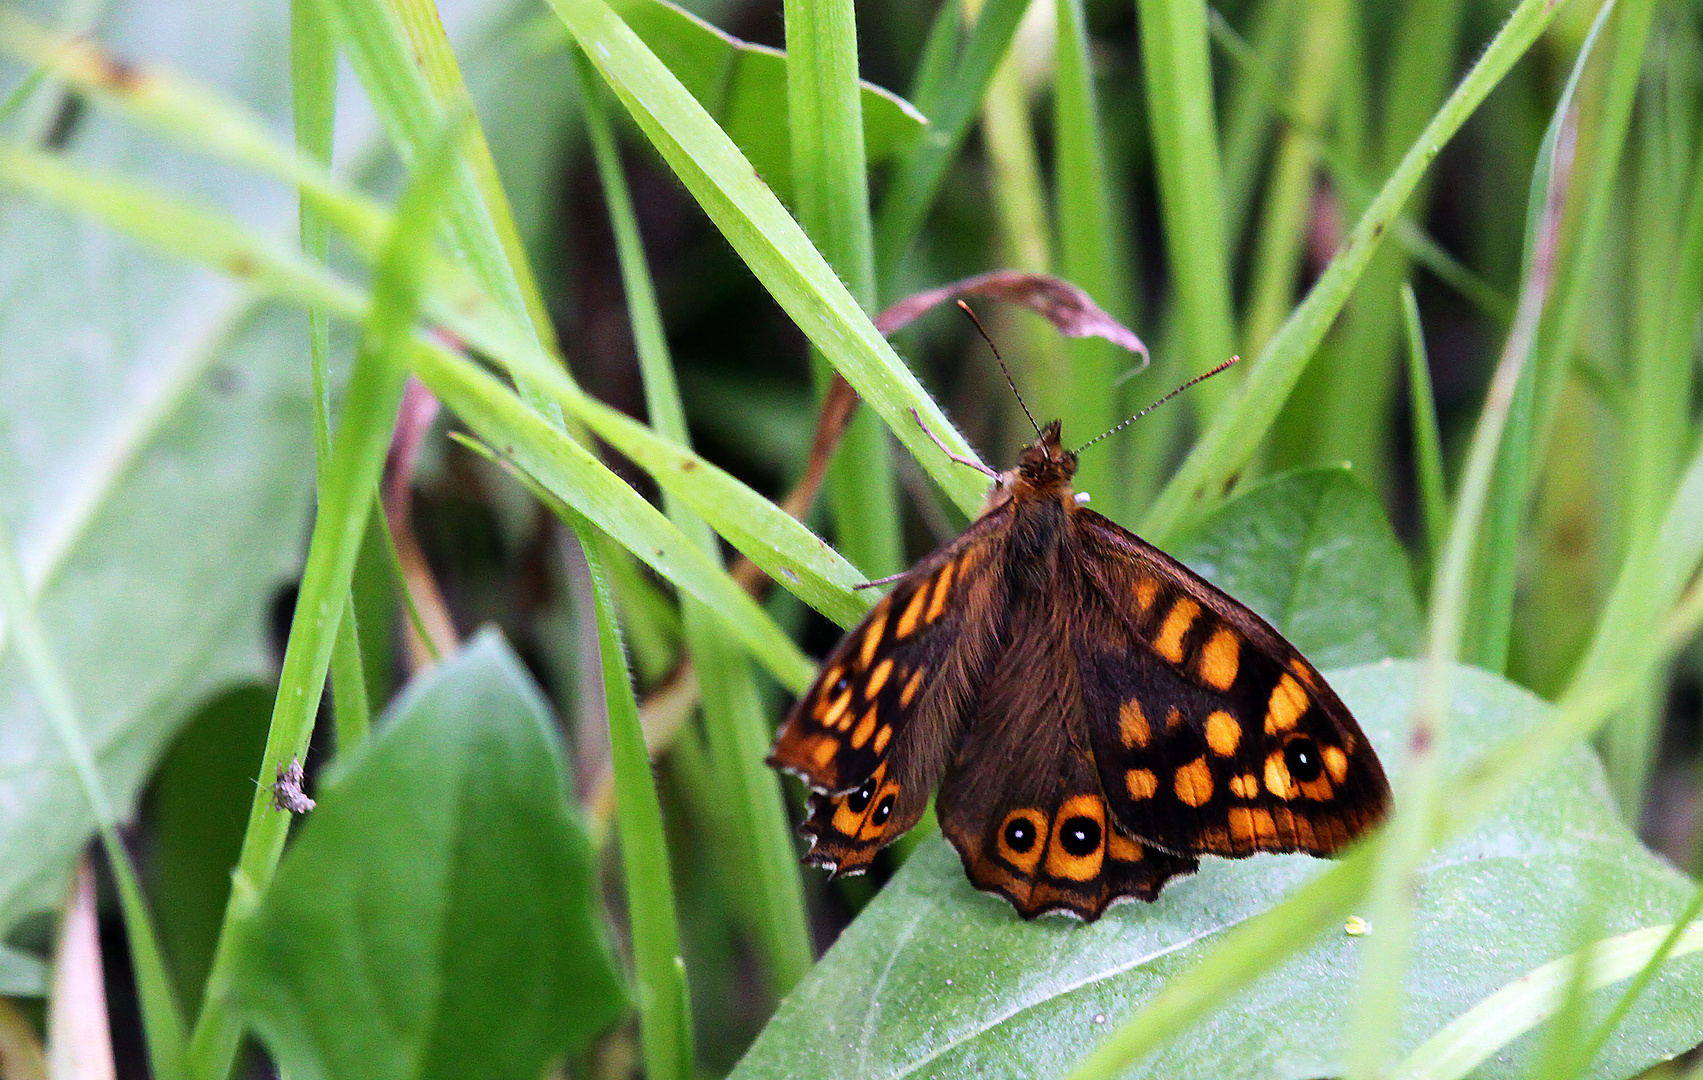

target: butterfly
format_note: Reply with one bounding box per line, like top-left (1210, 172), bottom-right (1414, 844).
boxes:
top-left (767, 389), bottom-right (1391, 920)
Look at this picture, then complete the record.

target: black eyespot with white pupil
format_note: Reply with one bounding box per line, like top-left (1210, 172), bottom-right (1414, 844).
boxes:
top-left (1003, 817), bottom-right (1037, 853)
top-left (872, 794), bottom-right (894, 826)
top-left (830, 673), bottom-right (849, 696)
top-left (847, 779), bottom-right (876, 814)
top-left (1059, 816), bottom-right (1101, 857)
top-left (1285, 736), bottom-right (1323, 782)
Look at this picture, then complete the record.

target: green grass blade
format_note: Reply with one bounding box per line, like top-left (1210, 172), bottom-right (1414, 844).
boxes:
top-left (577, 46), bottom-right (812, 992)
top-left (1240, 0), bottom-right (1347, 357)
top-left (1053, 0), bottom-right (1136, 509)
top-left (1217, 0), bottom-right (1297, 244)
top-left (291, 0), bottom-right (371, 753)
top-left (1400, 283), bottom-right (1447, 573)
top-left (1569, 882), bottom-right (1703, 1078)
top-left (871, 0), bottom-right (1029, 289)
top-left (314, 0), bottom-right (534, 334)
top-left (550, 0), bottom-right (990, 516)
top-left (1207, 10), bottom-right (1513, 324)
top-left (0, 522), bottom-right (187, 1079)
top-left (1135, 0), bottom-right (1236, 416)
top-left (1303, 0), bottom-right (1469, 487)
top-left (411, 345), bottom-right (819, 690)
top-left (1343, 15), bottom-right (1603, 1068)
top-left (184, 116), bottom-right (463, 1080)
top-left (785, 0), bottom-right (901, 580)
top-left (0, 142), bottom-right (830, 688)
top-left (1387, 922), bottom-right (1703, 1080)
top-left (1140, 0), bottom-right (1567, 542)
top-left (575, 513), bottom-right (694, 1080)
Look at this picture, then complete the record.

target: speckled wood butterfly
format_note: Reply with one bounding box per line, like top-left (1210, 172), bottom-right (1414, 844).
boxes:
top-left (768, 363), bottom-right (1391, 921)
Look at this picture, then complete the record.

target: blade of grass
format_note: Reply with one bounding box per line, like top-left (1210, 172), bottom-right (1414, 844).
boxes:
top-left (1207, 9), bottom-right (1514, 324)
top-left (1239, 0), bottom-right (1347, 357)
top-left (312, 0), bottom-right (532, 335)
top-left (379, 0), bottom-right (558, 348)
top-left (1605, 35), bottom-right (1696, 815)
top-left (1519, 0), bottom-right (1656, 474)
top-left (292, 0), bottom-right (371, 753)
top-left (1387, 921), bottom-right (1703, 1080)
top-left (978, 3), bottom-right (1063, 447)
top-left (1217, 0), bottom-right (1298, 245)
top-left (0, 15), bottom-right (939, 603)
top-left (1342, 22), bottom-right (1591, 1069)
top-left (1569, 433), bottom-right (1703, 707)
top-left (575, 511), bottom-right (693, 1080)
top-left (1053, 0), bottom-right (1136, 511)
top-left (872, 0), bottom-right (1030, 290)
top-left (786, 0), bottom-right (901, 580)
top-left (1565, 881), bottom-right (1703, 1080)
top-left (553, 0), bottom-right (992, 514)
top-left (0, 522), bottom-right (187, 1080)
top-left (0, 141), bottom-right (835, 686)
top-left (1136, 0), bottom-right (1236, 417)
top-left (1400, 283), bottom-right (1447, 575)
top-left (1140, 0), bottom-right (1568, 543)
top-left (1304, 0), bottom-right (1469, 488)
top-left (184, 116), bottom-right (462, 1080)
top-left (577, 47), bottom-right (812, 993)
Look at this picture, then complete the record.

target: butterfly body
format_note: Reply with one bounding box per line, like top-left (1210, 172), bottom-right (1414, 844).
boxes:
top-left (768, 421), bottom-right (1390, 920)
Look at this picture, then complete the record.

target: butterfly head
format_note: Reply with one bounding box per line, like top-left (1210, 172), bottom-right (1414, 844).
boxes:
top-left (1015, 420), bottom-right (1077, 486)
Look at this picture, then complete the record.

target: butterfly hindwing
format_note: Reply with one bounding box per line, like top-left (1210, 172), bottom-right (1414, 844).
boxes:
top-left (795, 759), bottom-right (919, 877)
top-left (934, 593), bottom-right (1200, 919)
top-left (1068, 508), bottom-right (1391, 858)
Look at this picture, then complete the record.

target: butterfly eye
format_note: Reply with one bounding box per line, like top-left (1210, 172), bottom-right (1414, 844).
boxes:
top-left (1058, 816), bottom-right (1101, 857)
top-left (1002, 817), bottom-right (1038, 854)
top-left (1284, 736), bottom-right (1323, 783)
top-left (847, 779), bottom-right (876, 814)
top-left (872, 794), bottom-right (895, 826)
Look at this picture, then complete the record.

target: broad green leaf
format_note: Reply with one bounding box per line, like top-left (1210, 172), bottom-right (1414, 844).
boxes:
top-left (230, 629), bottom-right (626, 1080)
top-left (607, 0), bottom-right (924, 203)
top-left (1173, 468), bottom-right (1421, 668)
top-left (0, 0), bottom-right (575, 959)
top-left (732, 663), bottom-right (1703, 1080)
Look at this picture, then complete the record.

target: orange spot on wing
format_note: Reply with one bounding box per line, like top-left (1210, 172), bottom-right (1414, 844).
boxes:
top-left (924, 561), bottom-right (955, 623)
top-left (1205, 710), bottom-right (1242, 757)
top-left (1119, 698), bottom-right (1150, 748)
top-left (1199, 627), bottom-right (1240, 690)
top-left (1155, 597), bottom-right (1199, 664)
top-left (1173, 756), bottom-right (1214, 807)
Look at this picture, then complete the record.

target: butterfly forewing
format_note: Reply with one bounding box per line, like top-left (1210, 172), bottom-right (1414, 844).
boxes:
top-left (768, 508), bottom-right (1011, 869)
top-left (1068, 509), bottom-right (1391, 858)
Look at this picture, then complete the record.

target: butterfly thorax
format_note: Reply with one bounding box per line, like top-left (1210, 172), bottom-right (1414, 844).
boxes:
top-left (987, 420), bottom-right (1081, 594)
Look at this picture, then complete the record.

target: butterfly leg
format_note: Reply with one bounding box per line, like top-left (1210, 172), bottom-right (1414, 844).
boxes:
top-left (911, 408), bottom-right (1002, 482)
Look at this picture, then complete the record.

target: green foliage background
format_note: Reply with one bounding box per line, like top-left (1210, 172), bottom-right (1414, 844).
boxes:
top-left (1, 0), bottom-right (1702, 1078)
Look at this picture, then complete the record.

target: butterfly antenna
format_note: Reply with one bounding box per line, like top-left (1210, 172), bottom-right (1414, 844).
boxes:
top-left (958, 300), bottom-right (1041, 438)
top-left (1073, 355), bottom-right (1242, 454)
